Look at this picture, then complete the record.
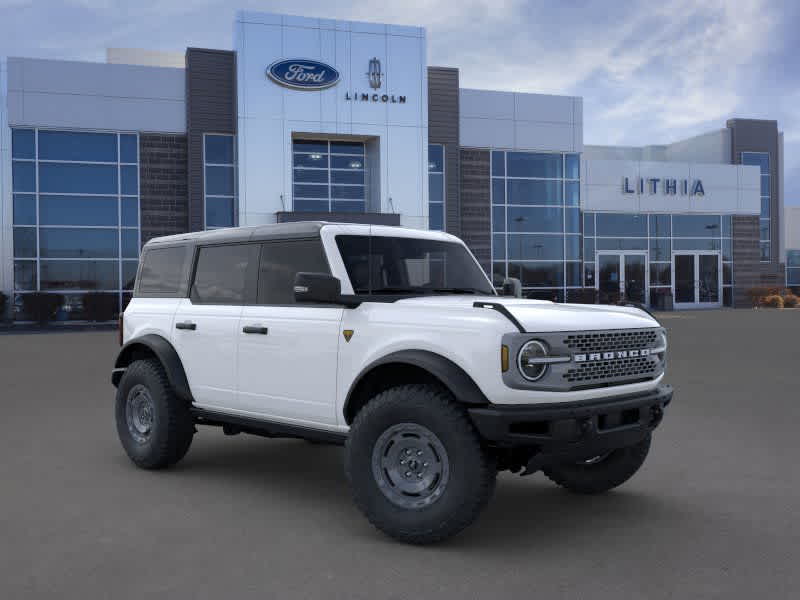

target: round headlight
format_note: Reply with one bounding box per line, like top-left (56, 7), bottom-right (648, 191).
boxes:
top-left (518, 340), bottom-right (549, 381)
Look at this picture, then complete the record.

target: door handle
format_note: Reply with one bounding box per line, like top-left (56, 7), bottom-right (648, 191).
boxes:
top-left (242, 325), bottom-right (269, 335)
top-left (175, 321), bottom-right (196, 330)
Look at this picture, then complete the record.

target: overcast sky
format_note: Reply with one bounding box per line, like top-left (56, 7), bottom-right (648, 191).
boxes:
top-left (2, 0), bottom-right (798, 204)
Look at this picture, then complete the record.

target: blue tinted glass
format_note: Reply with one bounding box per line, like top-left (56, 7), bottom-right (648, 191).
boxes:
top-left (507, 234), bottom-right (563, 260)
top-left (492, 179), bottom-right (505, 205)
top-left (673, 214), bottom-right (721, 237)
top-left (787, 250), bottom-right (800, 268)
top-left (206, 166), bottom-right (235, 195)
top-left (565, 208), bottom-right (580, 233)
top-left (331, 185), bottom-right (364, 200)
top-left (429, 203), bottom-right (443, 230)
top-left (584, 262), bottom-right (595, 286)
top-left (491, 151), bottom-right (505, 177)
top-left (649, 214), bottom-right (671, 237)
top-left (12, 129), bottom-right (35, 159)
top-left (429, 174), bottom-right (443, 204)
top-left (205, 135), bottom-right (234, 164)
top-left (507, 261), bottom-right (563, 287)
top-left (492, 206), bottom-right (505, 232)
top-left (741, 152), bottom-right (769, 174)
top-left (759, 220), bottom-right (770, 240)
top-left (123, 261), bottom-right (139, 290)
top-left (566, 262), bottom-right (581, 287)
top-left (294, 168), bottom-right (328, 183)
top-left (332, 170), bottom-right (364, 185)
top-left (332, 201), bottom-right (365, 213)
top-left (595, 213), bottom-right (647, 237)
top-left (492, 262), bottom-right (506, 287)
top-left (722, 238), bottom-right (732, 261)
top-left (507, 206), bottom-right (563, 233)
top-left (565, 235), bottom-right (581, 260)
top-left (40, 260), bottom-right (119, 291)
top-left (583, 237), bottom-right (595, 261)
top-left (507, 180), bottom-right (562, 205)
top-left (206, 197), bottom-right (234, 227)
top-left (39, 163), bottom-right (118, 194)
top-left (294, 184), bottom-right (328, 199)
top-left (789, 268), bottom-right (800, 285)
top-left (330, 141), bottom-right (364, 155)
top-left (38, 131), bottom-right (117, 162)
top-left (721, 215), bottom-right (732, 237)
top-left (649, 238), bottom-right (671, 261)
top-left (650, 264), bottom-right (671, 286)
top-left (596, 238), bottom-right (648, 251)
top-left (760, 175), bottom-right (770, 197)
top-left (121, 165), bottom-right (138, 195)
top-left (760, 242), bottom-right (770, 261)
top-left (40, 195), bottom-right (118, 226)
top-left (507, 152), bottom-right (562, 178)
top-left (14, 261), bottom-right (37, 291)
top-left (293, 153), bottom-right (329, 168)
top-left (294, 199), bottom-right (328, 212)
top-left (293, 140), bottom-right (328, 153)
top-left (565, 154), bottom-right (579, 179)
top-left (673, 238), bottom-right (721, 251)
top-left (121, 198), bottom-right (139, 226)
top-left (14, 227), bottom-right (37, 258)
top-left (120, 134), bottom-right (138, 163)
top-left (492, 235), bottom-right (506, 260)
top-left (12, 161), bottom-right (36, 192)
top-left (583, 213), bottom-right (595, 236)
top-left (13, 194), bottom-right (36, 225)
top-left (40, 228), bottom-right (118, 258)
top-left (565, 181), bottom-right (579, 206)
top-left (428, 145), bottom-right (444, 172)
top-left (331, 155), bottom-right (364, 169)
top-left (122, 229), bottom-right (139, 258)
top-left (761, 197), bottom-right (770, 218)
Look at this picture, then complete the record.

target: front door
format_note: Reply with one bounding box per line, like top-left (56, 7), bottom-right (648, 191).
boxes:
top-left (672, 252), bottom-right (721, 309)
top-left (596, 252), bottom-right (648, 305)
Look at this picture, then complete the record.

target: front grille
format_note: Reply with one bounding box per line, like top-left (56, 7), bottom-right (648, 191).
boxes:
top-left (563, 356), bottom-right (659, 384)
top-left (563, 330), bottom-right (658, 353)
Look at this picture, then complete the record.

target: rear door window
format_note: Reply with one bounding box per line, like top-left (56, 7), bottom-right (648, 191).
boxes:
top-left (190, 244), bottom-right (256, 305)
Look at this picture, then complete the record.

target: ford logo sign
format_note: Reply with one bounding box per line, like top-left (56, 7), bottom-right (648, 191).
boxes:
top-left (267, 59), bottom-right (340, 90)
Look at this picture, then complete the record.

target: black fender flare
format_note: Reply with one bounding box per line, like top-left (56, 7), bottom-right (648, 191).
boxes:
top-left (112, 334), bottom-right (193, 403)
top-left (343, 350), bottom-right (489, 423)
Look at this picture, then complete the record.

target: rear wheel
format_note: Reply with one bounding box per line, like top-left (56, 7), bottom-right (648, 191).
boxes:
top-left (345, 384), bottom-right (496, 544)
top-left (115, 359), bottom-right (194, 470)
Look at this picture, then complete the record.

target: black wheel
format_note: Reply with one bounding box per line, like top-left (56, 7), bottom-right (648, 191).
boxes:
top-left (543, 434), bottom-right (652, 494)
top-left (115, 359), bottom-right (194, 470)
top-left (345, 384), bottom-right (496, 544)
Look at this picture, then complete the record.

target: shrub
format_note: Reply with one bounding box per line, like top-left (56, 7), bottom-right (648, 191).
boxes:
top-left (21, 293), bottom-right (64, 324)
top-left (747, 287), bottom-right (790, 307)
top-left (762, 295), bottom-right (784, 309)
top-left (82, 292), bottom-right (118, 322)
top-left (782, 294), bottom-right (799, 308)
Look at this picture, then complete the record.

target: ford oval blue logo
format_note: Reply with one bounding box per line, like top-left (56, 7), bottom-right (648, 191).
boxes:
top-left (266, 59), bottom-right (340, 90)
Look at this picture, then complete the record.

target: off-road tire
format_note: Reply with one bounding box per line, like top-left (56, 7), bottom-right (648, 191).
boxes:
top-left (115, 359), bottom-right (194, 470)
top-left (345, 384), bottom-right (496, 544)
top-left (543, 434), bottom-right (652, 494)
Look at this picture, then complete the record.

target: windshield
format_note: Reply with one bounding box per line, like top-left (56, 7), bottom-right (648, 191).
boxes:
top-left (335, 235), bottom-right (496, 296)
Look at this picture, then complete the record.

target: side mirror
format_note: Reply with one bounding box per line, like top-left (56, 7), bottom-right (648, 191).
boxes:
top-left (294, 272), bottom-right (342, 304)
top-left (502, 277), bottom-right (522, 298)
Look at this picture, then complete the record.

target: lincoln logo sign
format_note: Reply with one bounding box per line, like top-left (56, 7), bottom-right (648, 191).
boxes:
top-left (623, 176), bottom-right (705, 196)
top-left (266, 59), bottom-right (340, 90)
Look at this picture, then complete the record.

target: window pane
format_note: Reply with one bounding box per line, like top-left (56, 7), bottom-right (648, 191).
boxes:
top-left (760, 175), bottom-right (770, 196)
top-left (507, 234), bottom-right (564, 260)
top-left (761, 197), bottom-right (770, 218)
top-left (565, 235), bottom-right (581, 260)
top-left (741, 152), bottom-right (769, 174)
top-left (492, 262), bottom-right (506, 287)
top-left (13, 227), bottom-right (37, 258)
top-left (429, 203), bottom-right (444, 230)
top-left (649, 214), bottom-right (671, 237)
top-left (673, 214), bottom-right (721, 237)
top-left (294, 183), bottom-right (328, 199)
top-left (39, 163), bottom-right (118, 194)
top-left (38, 130), bottom-right (117, 162)
top-left (294, 199), bottom-right (329, 212)
top-left (206, 197), bottom-right (234, 228)
top-left (492, 235), bottom-right (506, 260)
top-left (565, 154), bottom-right (580, 179)
top-left (507, 152), bottom-right (562, 178)
top-left (584, 262), bottom-right (595, 287)
top-left (650, 263), bottom-right (671, 286)
top-left (122, 229), bottom-right (139, 258)
top-left (787, 268), bottom-right (800, 285)
top-left (331, 185), bottom-right (364, 200)
top-left (138, 246), bottom-right (189, 295)
top-left (721, 215), bottom-right (732, 237)
top-left (596, 213), bottom-right (647, 237)
top-left (121, 198), bottom-right (139, 226)
top-left (722, 238), bottom-right (732, 261)
top-left (428, 144), bottom-right (444, 172)
top-left (565, 207), bottom-right (580, 233)
top-left (760, 242), bottom-right (770, 261)
top-left (508, 261), bottom-right (564, 287)
top-left (14, 261), bottom-right (37, 290)
top-left (120, 134), bottom-right (138, 163)
top-left (12, 161), bottom-right (35, 192)
top-left (293, 153), bottom-right (329, 168)
top-left (673, 238), bottom-right (721, 251)
top-left (787, 251), bottom-right (800, 268)
top-left (331, 155), bottom-right (363, 170)
top-left (332, 170), bottom-right (365, 185)
top-left (122, 261), bottom-right (139, 291)
top-left (723, 263), bottom-right (732, 285)
top-left (258, 240), bottom-right (329, 304)
top-left (331, 201), bottom-right (365, 213)
top-left (491, 151), bottom-right (505, 177)
top-left (205, 165), bottom-right (234, 195)
top-left (583, 213), bottom-right (595, 236)
top-left (583, 237), bottom-right (595, 262)
top-left (12, 129), bottom-right (35, 159)
top-left (40, 195), bottom-right (118, 226)
top-left (566, 262), bottom-right (581, 287)
top-left (40, 260), bottom-right (119, 290)
top-left (40, 228), bottom-right (118, 258)
top-left (191, 244), bottom-right (252, 304)
top-left (759, 219), bottom-right (770, 240)
top-left (121, 165), bottom-right (138, 195)
top-left (429, 173), bottom-right (444, 204)
top-left (507, 179), bottom-right (562, 205)
top-left (330, 141), bottom-right (364, 155)
top-left (293, 168), bottom-right (328, 183)
top-left (293, 140), bottom-right (328, 154)
top-left (565, 181), bottom-right (579, 206)
top-left (507, 206), bottom-right (563, 233)
top-left (492, 179), bottom-right (505, 205)
top-left (649, 238), bottom-right (671, 261)
top-left (204, 135), bottom-right (234, 164)
top-left (13, 194), bottom-right (36, 225)
top-left (596, 238), bottom-right (647, 250)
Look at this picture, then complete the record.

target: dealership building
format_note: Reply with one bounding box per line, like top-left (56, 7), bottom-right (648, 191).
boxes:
top-left (0, 10), bottom-right (794, 319)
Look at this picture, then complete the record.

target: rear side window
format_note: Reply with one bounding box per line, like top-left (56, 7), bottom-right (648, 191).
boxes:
top-left (191, 244), bottom-right (254, 305)
top-left (137, 246), bottom-right (189, 296)
top-left (258, 239), bottom-right (330, 304)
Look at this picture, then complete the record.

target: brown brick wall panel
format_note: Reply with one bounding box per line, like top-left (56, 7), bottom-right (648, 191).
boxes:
top-left (427, 67), bottom-right (461, 237)
top-left (459, 149), bottom-right (491, 273)
top-left (732, 215), bottom-right (760, 307)
top-left (139, 133), bottom-right (189, 244)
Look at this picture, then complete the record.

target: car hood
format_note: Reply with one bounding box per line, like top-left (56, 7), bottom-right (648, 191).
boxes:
top-left (393, 296), bottom-right (659, 332)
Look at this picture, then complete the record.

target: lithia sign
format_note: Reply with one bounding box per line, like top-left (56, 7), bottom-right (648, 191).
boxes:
top-left (623, 176), bottom-right (705, 196)
top-left (266, 57), bottom-right (406, 103)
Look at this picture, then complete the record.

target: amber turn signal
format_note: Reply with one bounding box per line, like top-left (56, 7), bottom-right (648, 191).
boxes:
top-left (501, 345), bottom-right (510, 372)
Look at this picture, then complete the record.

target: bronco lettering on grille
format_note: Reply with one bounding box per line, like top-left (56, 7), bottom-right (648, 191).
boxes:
top-left (574, 349), bottom-right (651, 362)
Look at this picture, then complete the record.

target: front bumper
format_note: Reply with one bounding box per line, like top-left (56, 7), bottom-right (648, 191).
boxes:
top-left (468, 384), bottom-right (672, 465)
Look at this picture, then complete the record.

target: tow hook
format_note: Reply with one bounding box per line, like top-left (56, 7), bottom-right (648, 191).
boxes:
top-left (649, 405), bottom-right (664, 427)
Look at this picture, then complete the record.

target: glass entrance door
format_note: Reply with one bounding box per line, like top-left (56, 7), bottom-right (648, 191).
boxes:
top-left (672, 252), bottom-right (721, 308)
top-left (596, 252), bottom-right (648, 305)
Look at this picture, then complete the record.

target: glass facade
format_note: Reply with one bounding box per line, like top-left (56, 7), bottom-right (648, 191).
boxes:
top-left (741, 152), bottom-right (770, 261)
top-left (204, 134), bottom-right (237, 229)
top-left (11, 128), bottom-right (140, 319)
top-left (491, 150), bottom-right (580, 300)
top-left (428, 144), bottom-right (444, 230)
top-left (788, 250), bottom-right (800, 288)
top-left (292, 140), bottom-right (365, 213)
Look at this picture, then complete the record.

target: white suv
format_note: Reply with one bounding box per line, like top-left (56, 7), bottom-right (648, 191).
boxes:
top-left (113, 222), bottom-right (672, 544)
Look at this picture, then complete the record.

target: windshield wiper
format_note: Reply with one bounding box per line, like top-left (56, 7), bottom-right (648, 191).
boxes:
top-left (431, 287), bottom-right (485, 295)
top-left (353, 287), bottom-right (432, 295)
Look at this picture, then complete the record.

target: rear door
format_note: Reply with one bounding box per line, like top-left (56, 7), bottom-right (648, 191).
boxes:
top-left (172, 243), bottom-right (259, 409)
top-left (235, 238), bottom-right (343, 426)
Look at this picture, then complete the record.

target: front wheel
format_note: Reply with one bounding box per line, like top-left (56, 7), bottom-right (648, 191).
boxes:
top-left (345, 384), bottom-right (496, 544)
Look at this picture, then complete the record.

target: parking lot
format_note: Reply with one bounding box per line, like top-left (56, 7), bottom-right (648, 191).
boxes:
top-left (1, 309), bottom-right (798, 599)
